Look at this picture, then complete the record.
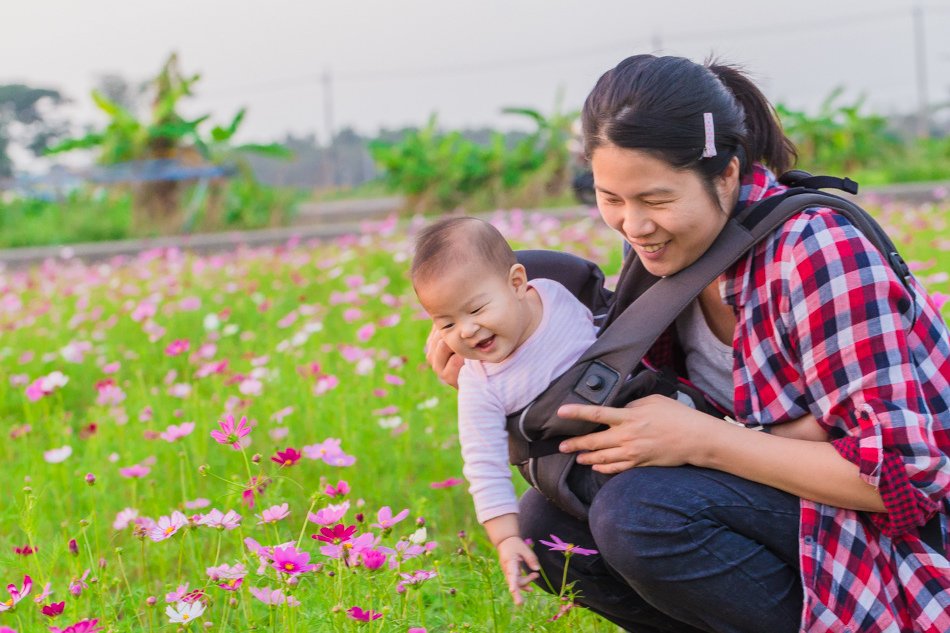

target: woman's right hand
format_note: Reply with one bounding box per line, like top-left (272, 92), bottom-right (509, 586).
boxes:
top-left (425, 324), bottom-right (463, 389)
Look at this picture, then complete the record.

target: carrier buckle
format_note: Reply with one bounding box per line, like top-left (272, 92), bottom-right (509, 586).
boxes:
top-left (573, 362), bottom-right (620, 405)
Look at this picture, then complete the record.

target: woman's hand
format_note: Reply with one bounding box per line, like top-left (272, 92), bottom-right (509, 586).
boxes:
top-left (424, 324), bottom-right (463, 389)
top-left (557, 394), bottom-right (717, 474)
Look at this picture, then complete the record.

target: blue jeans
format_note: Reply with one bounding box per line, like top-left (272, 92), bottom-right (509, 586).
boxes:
top-left (519, 466), bottom-right (803, 633)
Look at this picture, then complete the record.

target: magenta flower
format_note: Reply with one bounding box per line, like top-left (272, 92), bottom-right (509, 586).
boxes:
top-left (0, 575), bottom-right (31, 612)
top-left (256, 503), bottom-right (290, 525)
top-left (148, 511), bottom-right (188, 542)
top-left (538, 534), bottom-right (598, 556)
top-left (48, 619), bottom-right (103, 633)
top-left (430, 477), bottom-right (464, 489)
top-left (271, 545), bottom-right (319, 576)
top-left (41, 601), bottom-right (65, 617)
top-left (241, 475), bottom-right (270, 509)
top-left (210, 414), bottom-right (251, 449)
top-left (371, 506), bottom-right (409, 530)
top-left (313, 523), bottom-right (357, 545)
top-left (270, 447), bottom-right (302, 468)
top-left (347, 606), bottom-right (382, 622)
top-left (359, 549), bottom-right (387, 571)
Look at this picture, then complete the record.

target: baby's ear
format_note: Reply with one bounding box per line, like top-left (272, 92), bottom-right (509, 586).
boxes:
top-left (509, 263), bottom-right (528, 295)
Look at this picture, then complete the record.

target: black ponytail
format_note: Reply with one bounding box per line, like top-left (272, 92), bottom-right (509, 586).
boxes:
top-left (582, 55), bottom-right (797, 179)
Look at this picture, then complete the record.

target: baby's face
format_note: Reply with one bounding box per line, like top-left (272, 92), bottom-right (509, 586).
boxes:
top-left (416, 263), bottom-right (536, 363)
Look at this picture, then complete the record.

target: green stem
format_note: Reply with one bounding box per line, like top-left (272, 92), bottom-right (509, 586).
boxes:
top-left (296, 497), bottom-right (319, 549)
top-left (559, 553), bottom-right (572, 598)
top-left (117, 549), bottom-right (147, 630)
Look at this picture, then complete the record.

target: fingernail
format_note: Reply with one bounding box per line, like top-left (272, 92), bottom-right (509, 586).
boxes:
top-left (558, 443), bottom-right (567, 452)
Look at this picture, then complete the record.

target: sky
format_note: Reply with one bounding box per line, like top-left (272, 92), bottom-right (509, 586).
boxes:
top-left (4, 0), bottom-right (950, 149)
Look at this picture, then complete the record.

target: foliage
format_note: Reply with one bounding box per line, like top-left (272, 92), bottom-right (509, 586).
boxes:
top-left (368, 105), bottom-right (581, 213)
top-left (0, 181), bottom-right (302, 248)
top-left (776, 88), bottom-right (950, 183)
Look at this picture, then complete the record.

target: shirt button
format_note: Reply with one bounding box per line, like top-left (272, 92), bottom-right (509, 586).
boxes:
top-left (803, 536), bottom-right (815, 545)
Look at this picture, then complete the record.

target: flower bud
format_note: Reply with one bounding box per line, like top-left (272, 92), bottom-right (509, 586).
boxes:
top-left (416, 516), bottom-right (426, 527)
top-left (354, 512), bottom-right (364, 524)
top-left (68, 538), bottom-right (79, 556)
top-left (198, 464), bottom-right (210, 476)
top-left (251, 453), bottom-right (262, 464)
top-left (85, 473), bottom-right (96, 486)
top-left (78, 519), bottom-right (89, 528)
top-left (146, 596), bottom-right (157, 606)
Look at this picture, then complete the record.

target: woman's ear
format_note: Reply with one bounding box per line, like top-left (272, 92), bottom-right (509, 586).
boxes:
top-left (715, 155), bottom-right (741, 210)
top-left (509, 263), bottom-right (529, 296)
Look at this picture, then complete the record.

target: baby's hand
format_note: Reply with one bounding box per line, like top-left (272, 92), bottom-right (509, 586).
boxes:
top-left (496, 536), bottom-right (540, 606)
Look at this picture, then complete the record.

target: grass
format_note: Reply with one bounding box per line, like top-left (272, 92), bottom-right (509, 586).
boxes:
top-left (0, 202), bottom-right (947, 632)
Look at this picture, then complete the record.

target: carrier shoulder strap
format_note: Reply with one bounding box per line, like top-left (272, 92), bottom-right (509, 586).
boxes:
top-left (564, 182), bottom-right (914, 409)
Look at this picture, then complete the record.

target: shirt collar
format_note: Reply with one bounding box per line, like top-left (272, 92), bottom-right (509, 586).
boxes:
top-left (720, 164), bottom-right (787, 305)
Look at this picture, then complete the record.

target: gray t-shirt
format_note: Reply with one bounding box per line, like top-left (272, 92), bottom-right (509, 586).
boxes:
top-left (675, 298), bottom-right (735, 413)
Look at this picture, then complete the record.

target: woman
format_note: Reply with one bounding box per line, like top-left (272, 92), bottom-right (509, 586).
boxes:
top-left (426, 55), bottom-right (950, 633)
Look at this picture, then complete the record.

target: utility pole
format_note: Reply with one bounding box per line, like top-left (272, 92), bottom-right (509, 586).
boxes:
top-left (322, 68), bottom-right (336, 186)
top-left (913, 3), bottom-right (929, 138)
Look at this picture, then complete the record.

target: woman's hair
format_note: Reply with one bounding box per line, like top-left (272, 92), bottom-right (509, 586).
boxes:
top-left (411, 217), bottom-right (517, 288)
top-left (582, 55), bottom-right (797, 180)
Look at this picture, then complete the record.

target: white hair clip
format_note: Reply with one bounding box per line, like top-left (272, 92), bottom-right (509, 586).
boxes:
top-left (701, 112), bottom-right (717, 158)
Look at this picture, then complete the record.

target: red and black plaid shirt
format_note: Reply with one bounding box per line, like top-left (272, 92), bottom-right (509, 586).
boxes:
top-left (718, 166), bottom-right (950, 632)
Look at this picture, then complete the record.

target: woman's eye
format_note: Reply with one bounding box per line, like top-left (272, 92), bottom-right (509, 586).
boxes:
top-left (441, 323), bottom-right (454, 330)
top-left (644, 200), bottom-right (670, 207)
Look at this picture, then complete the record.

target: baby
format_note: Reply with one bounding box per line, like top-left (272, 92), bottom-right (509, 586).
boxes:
top-left (411, 216), bottom-right (598, 605)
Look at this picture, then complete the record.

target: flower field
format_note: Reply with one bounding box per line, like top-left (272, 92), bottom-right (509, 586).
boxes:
top-left (1, 199), bottom-right (948, 633)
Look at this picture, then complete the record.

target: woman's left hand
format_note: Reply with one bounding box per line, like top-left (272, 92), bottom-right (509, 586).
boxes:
top-left (557, 394), bottom-right (717, 474)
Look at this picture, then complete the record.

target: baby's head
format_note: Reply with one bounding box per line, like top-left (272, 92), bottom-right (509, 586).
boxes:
top-left (412, 217), bottom-right (540, 363)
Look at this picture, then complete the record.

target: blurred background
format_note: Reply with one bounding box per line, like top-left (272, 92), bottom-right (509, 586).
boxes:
top-left (2, 0), bottom-right (949, 248)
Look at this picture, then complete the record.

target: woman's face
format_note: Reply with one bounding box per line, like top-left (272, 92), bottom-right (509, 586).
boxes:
top-left (591, 144), bottom-right (739, 278)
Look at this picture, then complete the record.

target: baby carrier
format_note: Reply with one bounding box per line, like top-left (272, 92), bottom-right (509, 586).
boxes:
top-left (508, 171), bottom-right (918, 521)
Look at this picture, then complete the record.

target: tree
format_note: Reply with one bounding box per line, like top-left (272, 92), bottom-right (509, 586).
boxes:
top-left (0, 84), bottom-right (68, 178)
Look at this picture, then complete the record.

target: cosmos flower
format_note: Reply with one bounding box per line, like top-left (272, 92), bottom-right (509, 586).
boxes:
top-left (148, 511), bottom-right (188, 542)
top-left (270, 545), bottom-right (319, 576)
top-left (210, 414), bottom-right (251, 449)
top-left (307, 501), bottom-right (350, 526)
top-left (0, 575), bottom-right (31, 611)
top-left (248, 587), bottom-right (300, 607)
top-left (166, 600), bottom-right (205, 625)
top-left (270, 447), bottom-right (302, 467)
top-left (538, 534), bottom-right (598, 556)
top-left (48, 619), bottom-right (103, 633)
top-left (196, 509), bottom-right (241, 530)
top-left (256, 503), bottom-right (290, 525)
top-left (371, 506), bottom-right (409, 530)
top-left (346, 606), bottom-right (382, 622)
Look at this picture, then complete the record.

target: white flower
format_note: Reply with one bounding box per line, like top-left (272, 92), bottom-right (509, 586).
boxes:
top-left (203, 313), bottom-right (221, 331)
top-left (166, 600), bottom-right (205, 624)
top-left (377, 416), bottom-right (402, 429)
top-left (43, 446), bottom-right (72, 463)
top-left (408, 526), bottom-right (427, 545)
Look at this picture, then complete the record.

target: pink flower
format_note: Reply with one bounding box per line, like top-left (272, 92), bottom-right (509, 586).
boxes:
top-left (270, 447), bottom-right (302, 467)
top-left (270, 406), bottom-right (294, 422)
top-left (210, 414), bottom-right (251, 449)
top-left (68, 570), bottom-right (89, 597)
top-left (430, 477), bottom-right (464, 489)
top-left (241, 475), bottom-right (270, 509)
top-left (206, 563), bottom-right (246, 582)
top-left (384, 374), bottom-right (404, 386)
top-left (932, 291), bottom-right (948, 311)
top-left (165, 584), bottom-right (190, 603)
top-left (0, 575), bottom-right (31, 611)
top-left (164, 339), bottom-right (190, 356)
top-left (324, 480), bottom-right (350, 498)
top-left (271, 545), bottom-right (319, 576)
top-left (356, 324), bottom-right (375, 342)
top-left (302, 438), bottom-right (356, 467)
top-left (371, 506), bottom-right (409, 530)
top-left (256, 503), bottom-right (290, 525)
top-left (148, 511), bottom-right (188, 542)
top-left (113, 508), bottom-right (139, 530)
top-left (48, 619), bottom-right (103, 633)
top-left (347, 606), bottom-right (382, 622)
top-left (249, 586), bottom-right (300, 607)
top-left (196, 509), bottom-right (241, 530)
top-left (95, 384), bottom-right (126, 406)
top-left (183, 498), bottom-right (210, 510)
top-left (313, 523), bottom-right (357, 545)
top-left (32, 581), bottom-right (52, 603)
top-left (313, 374), bottom-right (339, 395)
top-left (396, 569), bottom-right (438, 593)
top-left (308, 501), bottom-right (350, 526)
top-left (538, 534), bottom-right (598, 556)
top-left (119, 464), bottom-right (150, 479)
top-left (159, 422), bottom-right (195, 442)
